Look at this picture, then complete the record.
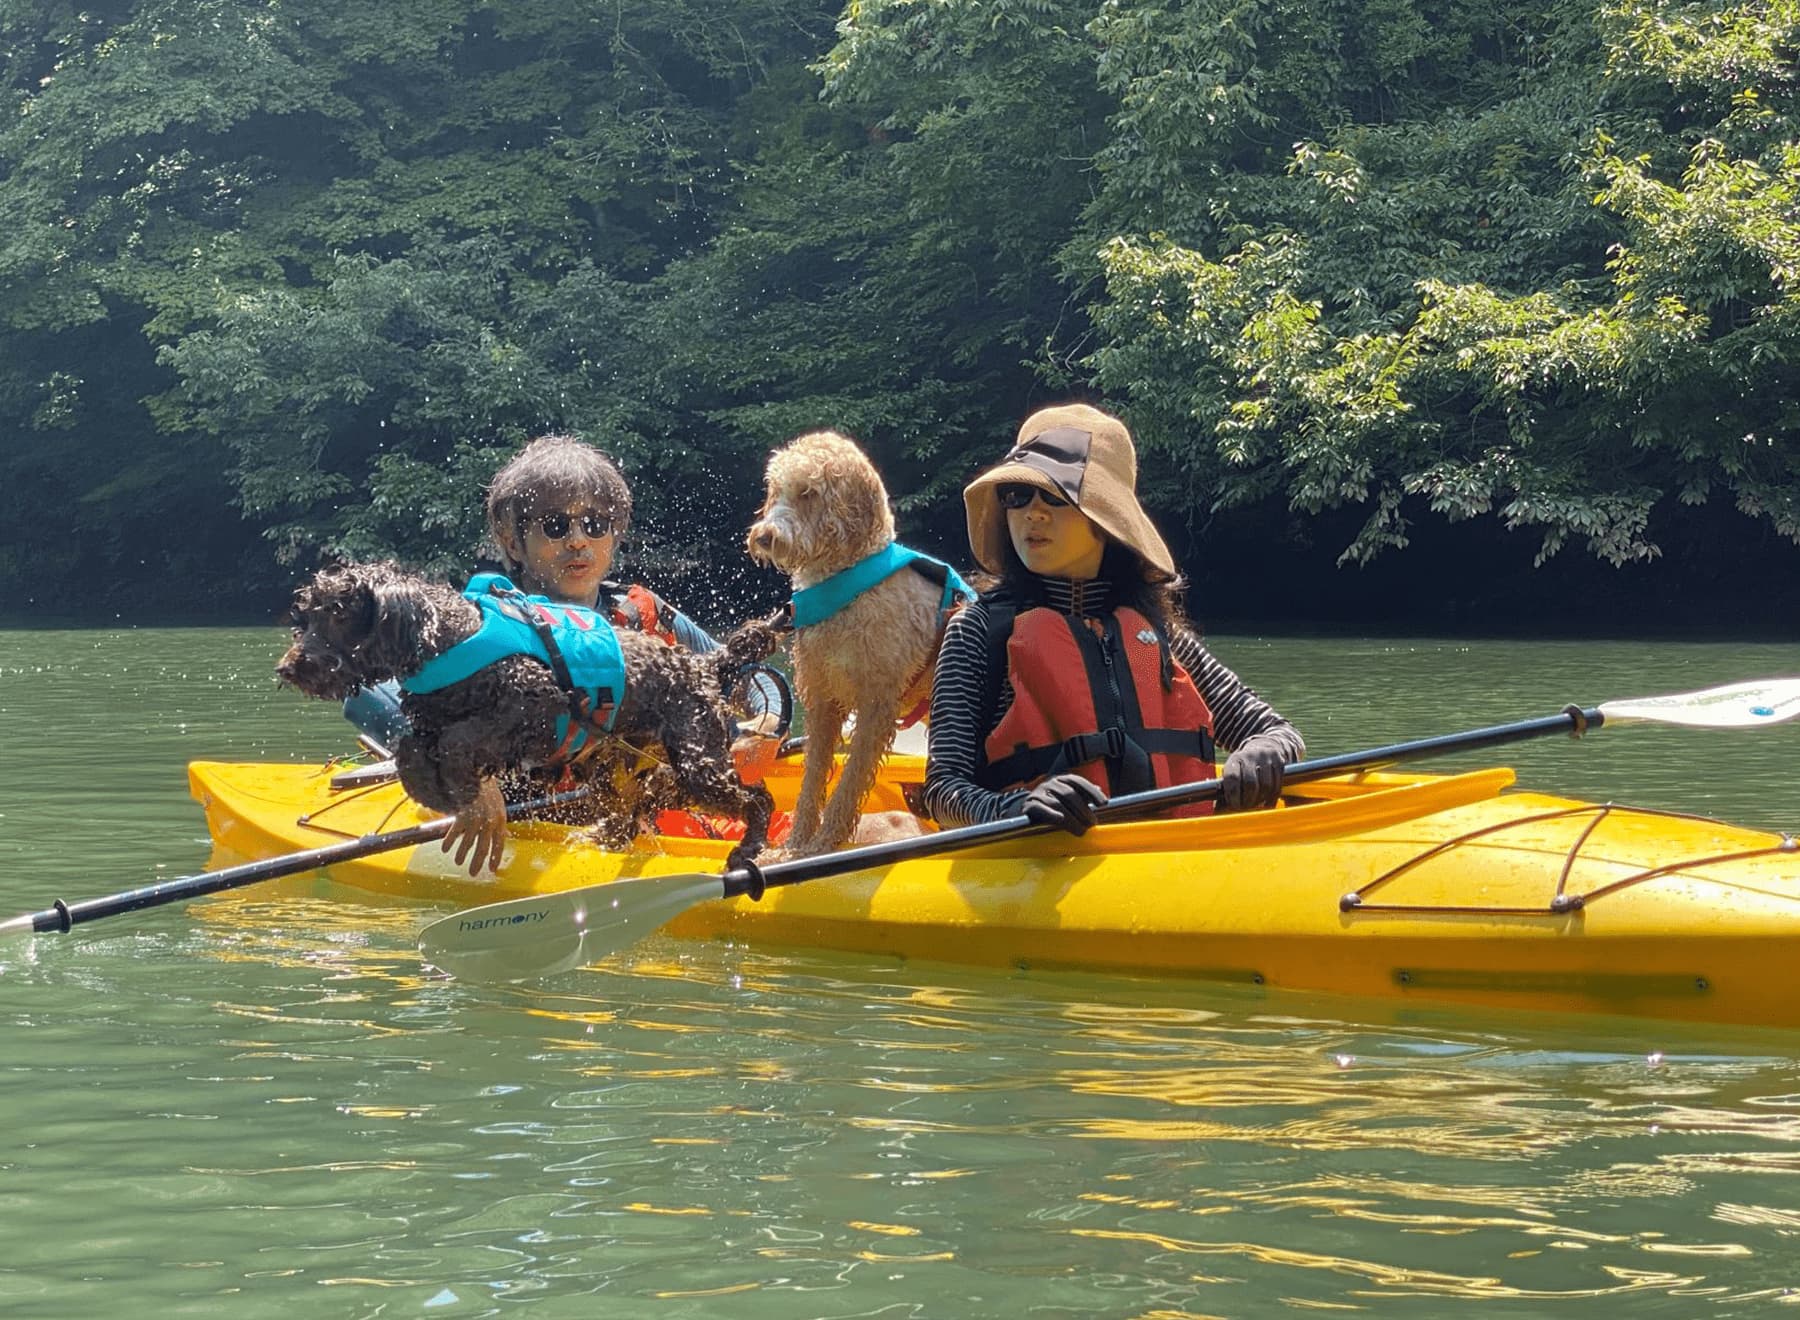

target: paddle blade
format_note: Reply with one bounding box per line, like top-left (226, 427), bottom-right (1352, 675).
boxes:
top-left (1599, 677), bottom-right (1800, 728)
top-left (417, 874), bottom-right (724, 982)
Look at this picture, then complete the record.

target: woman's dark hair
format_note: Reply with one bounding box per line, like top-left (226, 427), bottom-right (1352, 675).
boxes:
top-left (485, 434), bottom-right (633, 574)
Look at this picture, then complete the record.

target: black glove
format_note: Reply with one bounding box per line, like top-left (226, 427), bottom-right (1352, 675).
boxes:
top-left (1221, 735), bottom-right (1290, 811)
top-left (1020, 773), bottom-right (1108, 835)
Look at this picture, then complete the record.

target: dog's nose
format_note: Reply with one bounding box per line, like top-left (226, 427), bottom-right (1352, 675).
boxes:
top-left (748, 526), bottom-right (775, 553)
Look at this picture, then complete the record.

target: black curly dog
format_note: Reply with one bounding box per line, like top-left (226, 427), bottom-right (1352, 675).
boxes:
top-left (276, 561), bottom-right (778, 870)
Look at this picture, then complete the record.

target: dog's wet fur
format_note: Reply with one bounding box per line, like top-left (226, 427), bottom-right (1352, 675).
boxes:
top-left (747, 430), bottom-right (950, 856)
top-left (277, 561), bottom-right (775, 869)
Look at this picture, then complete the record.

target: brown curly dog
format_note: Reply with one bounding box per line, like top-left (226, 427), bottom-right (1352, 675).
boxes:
top-left (747, 431), bottom-right (952, 856)
top-left (277, 561), bottom-right (775, 874)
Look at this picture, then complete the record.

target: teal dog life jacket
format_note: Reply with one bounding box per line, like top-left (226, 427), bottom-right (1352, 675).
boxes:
top-left (787, 542), bottom-right (973, 630)
top-left (401, 574), bottom-right (629, 761)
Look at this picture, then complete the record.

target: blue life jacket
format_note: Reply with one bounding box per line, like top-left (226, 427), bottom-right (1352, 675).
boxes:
top-left (401, 573), bottom-right (628, 760)
top-left (789, 542), bottom-right (973, 630)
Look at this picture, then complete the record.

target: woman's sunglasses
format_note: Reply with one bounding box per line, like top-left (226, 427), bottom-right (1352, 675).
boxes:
top-left (533, 510), bottom-right (614, 541)
top-left (996, 482), bottom-right (1070, 511)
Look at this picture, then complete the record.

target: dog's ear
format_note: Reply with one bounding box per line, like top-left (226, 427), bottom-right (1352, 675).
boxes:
top-left (846, 476), bottom-right (885, 540)
top-left (359, 573), bottom-right (432, 675)
top-left (841, 449), bottom-right (892, 532)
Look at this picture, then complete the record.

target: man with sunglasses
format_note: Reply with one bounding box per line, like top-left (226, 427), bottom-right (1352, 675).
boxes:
top-left (483, 436), bottom-right (715, 650)
top-left (344, 434), bottom-right (781, 745)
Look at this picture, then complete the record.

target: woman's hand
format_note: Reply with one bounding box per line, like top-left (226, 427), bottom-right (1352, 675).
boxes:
top-left (1221, 736), bottom-right (1290, 811)
top-left (1020, 773), bottom-right (1108, 834)
top-left (442, 777), bottom-right (508, 876)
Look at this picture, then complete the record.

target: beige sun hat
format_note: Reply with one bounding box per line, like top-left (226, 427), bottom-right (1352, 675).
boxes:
top-left (963, 403), bottom-right (1177, 579)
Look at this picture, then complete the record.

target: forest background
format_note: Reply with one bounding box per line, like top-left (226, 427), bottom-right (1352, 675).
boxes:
top-left (4, 0), bottom-right (1799, 633)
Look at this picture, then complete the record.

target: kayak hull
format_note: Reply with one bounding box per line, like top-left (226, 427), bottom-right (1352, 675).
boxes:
top-left (187, 756), bottom-right (1800, 1028)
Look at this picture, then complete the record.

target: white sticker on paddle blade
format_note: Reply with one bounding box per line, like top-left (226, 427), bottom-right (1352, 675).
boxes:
top-left (418, 875), bottom-right (725, 983)
top-left (1599, 677), bottom-right (1800, 728)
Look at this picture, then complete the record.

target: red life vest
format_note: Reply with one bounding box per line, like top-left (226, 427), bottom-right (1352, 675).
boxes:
top-left (611, 584), bottom-right (677, 646)
top-left (981, 605), bottom-right (1217, 818)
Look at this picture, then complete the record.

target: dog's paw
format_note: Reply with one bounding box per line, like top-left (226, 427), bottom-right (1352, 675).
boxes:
top-left (719, 615), bottom-right (786, 668)
top-left (579, 817), bottom-right (638, 853)
top-left (728, 839), bottom-right (785, 872)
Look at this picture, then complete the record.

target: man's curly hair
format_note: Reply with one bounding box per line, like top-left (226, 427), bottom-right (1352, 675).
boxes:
top-left (485, 434), bottom-right (634, 576)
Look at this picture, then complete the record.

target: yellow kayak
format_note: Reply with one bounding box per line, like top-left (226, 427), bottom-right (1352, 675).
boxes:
top-left (188, 749), bottom-right (1800, 1028)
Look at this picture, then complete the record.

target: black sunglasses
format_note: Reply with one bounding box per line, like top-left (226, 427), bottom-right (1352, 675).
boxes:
top-left (533, 510), bottom-right (614, 541)
top-left (996, 482), bottom-right (1070, 510)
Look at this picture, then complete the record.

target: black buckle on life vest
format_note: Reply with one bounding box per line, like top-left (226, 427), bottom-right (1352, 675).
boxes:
top-left (567, 686), bottom-right (617, 730)
top-left (591, 686), bottom-right (616, 727)
top-left (1061, 726), bottom-right (1126, 767)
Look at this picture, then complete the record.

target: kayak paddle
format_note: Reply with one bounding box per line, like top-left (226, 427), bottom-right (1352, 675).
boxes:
top-left (417, 676), bottom-right (1800, 983)
top-left (0, 788), bottom-right (592, 942)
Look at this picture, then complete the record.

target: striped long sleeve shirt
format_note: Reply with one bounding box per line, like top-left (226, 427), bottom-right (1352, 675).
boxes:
top-left (921, 583), bottom-right (1304, 828)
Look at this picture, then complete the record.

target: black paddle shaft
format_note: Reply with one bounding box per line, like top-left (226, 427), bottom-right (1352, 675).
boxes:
top-left (3, 788), bottom-right (592, 938)
top-left (15, 820), bottom-right (456, 935)
top-left (713, 706), bottom-right (1599, 901)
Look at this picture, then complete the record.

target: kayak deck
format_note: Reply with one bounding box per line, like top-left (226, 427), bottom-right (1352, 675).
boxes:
top-left (189, 754), bottom-right (1517, 900)
top-left (188, 754), bottom-right (1800, 1028)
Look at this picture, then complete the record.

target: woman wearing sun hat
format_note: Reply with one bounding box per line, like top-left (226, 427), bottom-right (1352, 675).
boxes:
top-left (922, 403), bottom-right (1304, 832)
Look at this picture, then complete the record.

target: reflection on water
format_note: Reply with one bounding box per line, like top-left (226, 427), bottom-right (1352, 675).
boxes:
top-left (3, 626), bottom-right (1800, 1315)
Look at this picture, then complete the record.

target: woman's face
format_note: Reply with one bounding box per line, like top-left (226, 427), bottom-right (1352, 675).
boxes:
top-left (498, 504), bottom-right (619, 605)
top-left (1004, 484), bottom-right (1106, 580)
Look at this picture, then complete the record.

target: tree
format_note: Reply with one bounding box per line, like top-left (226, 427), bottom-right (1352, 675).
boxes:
top-left (0, 0), bottom-right (834, 611)
top-left (1086, 0), bottom-right (1800, 565)
top-left (648, 0), bottom-right (1117, 543)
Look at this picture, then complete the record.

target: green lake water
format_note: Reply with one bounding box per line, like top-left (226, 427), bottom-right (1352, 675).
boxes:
top-left (4, 625), bottom-right (1800, 1317)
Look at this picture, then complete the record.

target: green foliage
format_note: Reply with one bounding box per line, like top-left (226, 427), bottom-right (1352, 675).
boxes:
top-left (1087, 0), bottom-right (1800, 565)
top-left (155, 237), bottom-right (732, 579)
top-left (4, 0), bottom-right (1800, 620)
top-left (646, 0), bottom-right (1118, 539)
top-left (0, 0), bottom-right (835, 611)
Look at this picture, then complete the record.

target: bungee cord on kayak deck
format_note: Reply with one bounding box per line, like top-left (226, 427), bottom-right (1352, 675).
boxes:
top-left (1340, 800), bottom-right (1800, 916)
top-left (0, 787), bottom-right (594, 940)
